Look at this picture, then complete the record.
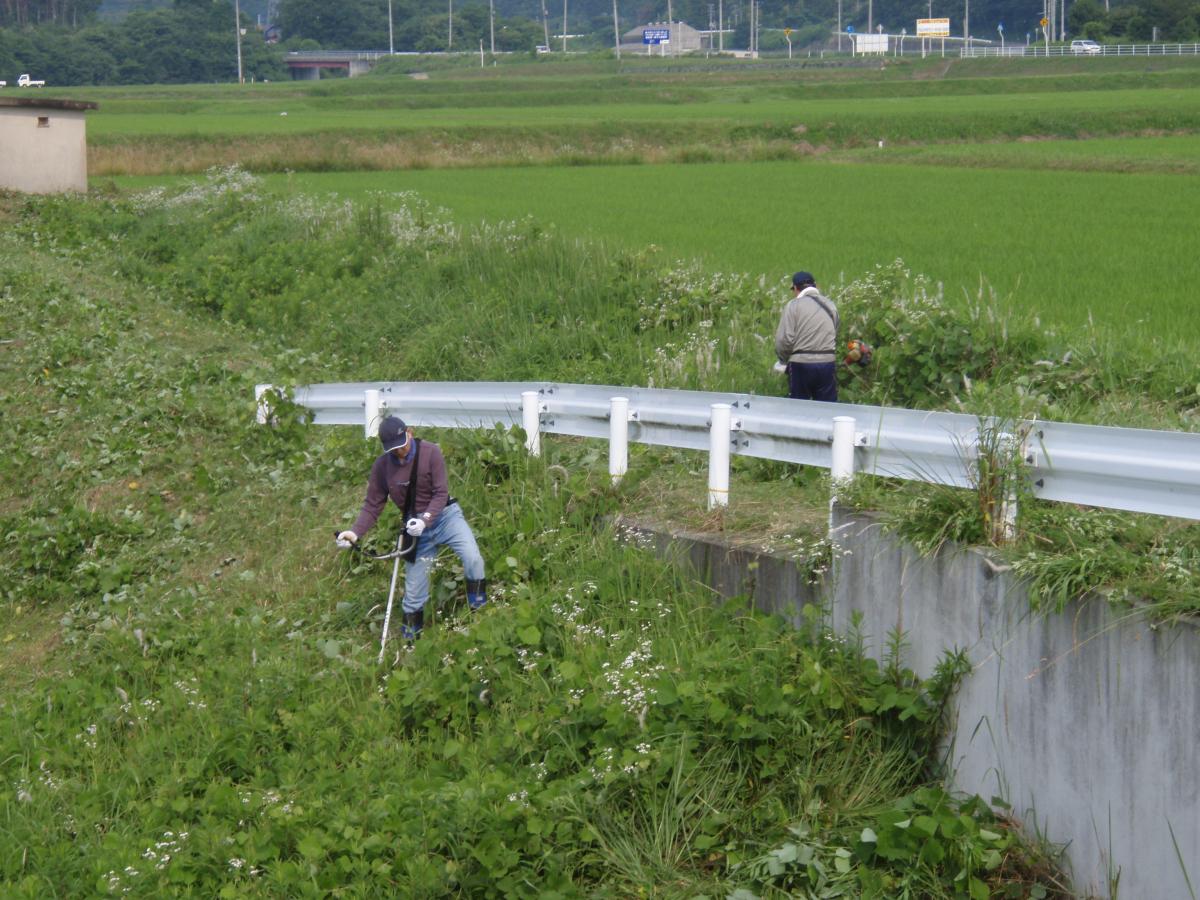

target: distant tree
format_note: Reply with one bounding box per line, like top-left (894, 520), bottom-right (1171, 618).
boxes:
top-left (278, 0), bottom-right (395, 46)
top-left (1067, 0), bottom-right (1105, 33)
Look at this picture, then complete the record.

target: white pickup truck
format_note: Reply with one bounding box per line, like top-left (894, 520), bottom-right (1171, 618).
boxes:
top-left (17, 74), bottom-right (46, 87)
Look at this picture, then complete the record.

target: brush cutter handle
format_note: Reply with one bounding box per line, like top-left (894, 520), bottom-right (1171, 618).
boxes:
top-left (332, 531), bottom-right (408, 561)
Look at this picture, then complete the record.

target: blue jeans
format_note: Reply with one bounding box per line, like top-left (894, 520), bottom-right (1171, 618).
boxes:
top-left (787, 362), bottom-right (838, 402)
top-left (402, 503), bottom-right (485, 614)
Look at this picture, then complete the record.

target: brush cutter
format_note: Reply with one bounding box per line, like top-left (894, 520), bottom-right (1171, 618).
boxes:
top-left (334, 531), bottom-right (407, 664)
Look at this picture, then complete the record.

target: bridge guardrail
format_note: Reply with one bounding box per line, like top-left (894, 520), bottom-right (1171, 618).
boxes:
top-left (257, 381), bottom-right (1200, 523)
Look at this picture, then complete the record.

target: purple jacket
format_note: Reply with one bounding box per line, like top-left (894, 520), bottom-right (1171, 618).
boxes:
top-left (350, 440), bottom-right (450, 538)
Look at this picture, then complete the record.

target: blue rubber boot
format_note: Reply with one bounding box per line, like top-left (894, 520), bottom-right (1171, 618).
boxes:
top-left (467, 579), bottom-right (488, 611)
top-left (401, 610), bottom-right (423, 643)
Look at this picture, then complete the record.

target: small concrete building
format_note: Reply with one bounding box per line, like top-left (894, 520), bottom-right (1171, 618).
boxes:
top-left (621, 21), bottom-right (704, 54)
top-left (0, 96), bottom-right (98, 194)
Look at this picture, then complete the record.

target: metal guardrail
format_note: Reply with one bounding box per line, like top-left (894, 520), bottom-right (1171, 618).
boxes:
top-left (257, 381), bottom-right (1200, 522)
top-left (962, 43), bottom-right (1200, 58)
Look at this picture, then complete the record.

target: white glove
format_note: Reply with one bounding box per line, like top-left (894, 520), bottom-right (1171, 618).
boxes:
top-left (336, 530), bottom-right (358, 548)
top-left (773, 361), bottom-right (787, 374)
top-left (405, 517), bottom-right (426, 537)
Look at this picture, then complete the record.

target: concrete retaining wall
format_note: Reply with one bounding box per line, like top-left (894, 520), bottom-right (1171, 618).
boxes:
top-left (626, 510), bottom-right (1200, 900)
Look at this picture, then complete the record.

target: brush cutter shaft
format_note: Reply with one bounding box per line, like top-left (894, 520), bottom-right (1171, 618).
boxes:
top-left (376, 547), bottom-right (405, 667)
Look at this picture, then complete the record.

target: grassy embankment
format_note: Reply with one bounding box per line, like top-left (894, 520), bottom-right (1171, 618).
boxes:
top-left (1, 185), bottom-right (1073, 897)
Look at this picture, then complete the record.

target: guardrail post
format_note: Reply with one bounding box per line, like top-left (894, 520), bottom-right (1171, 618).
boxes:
top-left (999, 432), bottom-right (1019, 543)
top-left (830, 416), bottom-right (857, 526)
top-left (831, 416), bottom-right (857, 482)
top-left (609, 397), bottom-right (629, 484)
top-left (254, 384), bottom-right (274, 425)
top-left (364, 389), bottom-right (383, 439)
top-left (522, 391), bottom-right (542, 457)
top-left (708, 403), bottom-right (732, 509)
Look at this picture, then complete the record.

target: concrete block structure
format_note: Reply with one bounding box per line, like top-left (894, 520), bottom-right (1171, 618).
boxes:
top-left (626, 510), bottom-right (1200, 900)
top-left (0, 96), bottom-right (98, 194)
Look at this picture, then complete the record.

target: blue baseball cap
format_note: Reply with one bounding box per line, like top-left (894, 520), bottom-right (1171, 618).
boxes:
top-left (379, 416), bottom-right (409, 452)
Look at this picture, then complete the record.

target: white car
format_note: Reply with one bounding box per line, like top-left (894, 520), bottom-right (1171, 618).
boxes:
top-left (1070, 39), bottom-right (1102, 55)
top-left (17, 74), bottom-right (46, 87)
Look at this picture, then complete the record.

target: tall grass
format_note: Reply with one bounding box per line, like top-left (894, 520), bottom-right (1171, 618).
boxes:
top-left (0, 208), bottom-right (1067, 895)
top-left (250, 161), bottom-right (1200, 355)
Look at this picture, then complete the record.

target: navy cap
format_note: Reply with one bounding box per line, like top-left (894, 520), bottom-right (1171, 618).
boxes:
top-left (792, 271), bottom-right (816, 288)
top-left (378, 416), bottom-right (409, 452)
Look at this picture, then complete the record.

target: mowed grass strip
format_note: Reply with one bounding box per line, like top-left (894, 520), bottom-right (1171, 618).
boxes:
top-left (86, 85), bottom-right (1200, 141)
top-left (837, 134), bottom-right (1200, 175)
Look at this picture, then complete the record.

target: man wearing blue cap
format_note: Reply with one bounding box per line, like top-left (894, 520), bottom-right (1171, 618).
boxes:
top-left (336, 416), bottom-right (486, 641)
top-left (774, 271), bottom-right (839, 402)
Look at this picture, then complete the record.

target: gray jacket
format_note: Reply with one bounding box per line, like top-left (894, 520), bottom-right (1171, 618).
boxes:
top-left (775, 286), bottom-right (838, 363)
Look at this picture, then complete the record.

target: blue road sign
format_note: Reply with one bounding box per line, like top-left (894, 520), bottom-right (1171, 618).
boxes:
top-left (643, 28), bottom-right (670, 44)
top-left (846, 24), bottom-right (855, 33)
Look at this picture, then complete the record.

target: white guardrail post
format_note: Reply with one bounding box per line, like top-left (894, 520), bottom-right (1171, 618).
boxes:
top-left (363, 389), bottom-right (383, 439)
top-left (1000, 431), bottom-right (1019, 543)
top-left (609, 397), bottom-right (629, 484)
top-left (830, 416), bottom-right (857, 527)
top-left (708, 403), bottom-right (732, 509)
top-left (522, 390), bottom-right (542, 457)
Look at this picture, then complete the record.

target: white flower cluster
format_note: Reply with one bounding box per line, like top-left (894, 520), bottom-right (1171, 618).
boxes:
top-left (758, 535), bottom-right (852, 584)
top-left (649, 326), bottom-right (721, 387)
top-left (238, 787), bottom-right (296, 816)
top-left (613, 521), bottom-right (657, 551)
top-left (600, 640), bottom-right (664, 728)
top-left (587, 740), bottom-right (655, 782)
top-left (74, 722), bottom-right (99, 749)
top-left (515, 646), bottom-right (544, 673)
top-left (37, 760), bottom-right (61, 792)
top-left (552, 582), bottom-right (614, 642)
top-left (104, 830), bottom-right (189, 892)
top-left (506, 789), bottom-right (530, 808)
top-left (228, 857), bottom-right (265, 876)
top-left (636, 263), bottom-right (755, 331)
top-left (117, 694), bottom-right (161, 727)
top-left (173, 678), bottom-right (207, 710)
top-left (152, 165), bottom-right (262, 210)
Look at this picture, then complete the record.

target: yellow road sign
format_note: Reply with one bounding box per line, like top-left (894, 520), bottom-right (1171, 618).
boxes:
top-left (1040, 17), bottom-right (1049, 27)
top-left (784, 27), bottom-right (793, 36)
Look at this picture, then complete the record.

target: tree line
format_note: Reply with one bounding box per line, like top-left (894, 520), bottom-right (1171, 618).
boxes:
top-left (1, 0), bottom-right (1197, 87)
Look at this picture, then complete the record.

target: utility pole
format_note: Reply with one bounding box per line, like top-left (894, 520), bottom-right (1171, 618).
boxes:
top-left (388, 0), bottom-right (394, 54)
top-left (667, 0), bottom-right (673, 55)
top-left (837, 0), bottom-right (842, 51)
top-left (542, 0), bottom-right (551, 49)
top-left (562, 0), bottom-right (568, 52)
top-left (719, 0), bottom-right (723, 51)
top-left (612, 0), bottom-right (621, 59)
top-left (868, 0), bottom-right (873, 37)
top-left (448, 0), bottom-right (453, 49)
top-left (489, 0), bottom-right (495, 53)
top-left (234, 0), bottom-right (244, 83)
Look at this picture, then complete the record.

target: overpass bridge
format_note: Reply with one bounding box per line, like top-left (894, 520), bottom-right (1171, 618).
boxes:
top-left (284, 50), bottom-right (399, 80)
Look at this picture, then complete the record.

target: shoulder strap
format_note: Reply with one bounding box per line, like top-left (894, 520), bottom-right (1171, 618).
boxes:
top-left (401, 439), bottom-right (421, 520)
top-left (808, 292), bottom-right (837, 326)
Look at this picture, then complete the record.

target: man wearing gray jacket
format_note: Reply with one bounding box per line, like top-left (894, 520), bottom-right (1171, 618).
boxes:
top-left (774, 271), bottom-right (839, 402)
